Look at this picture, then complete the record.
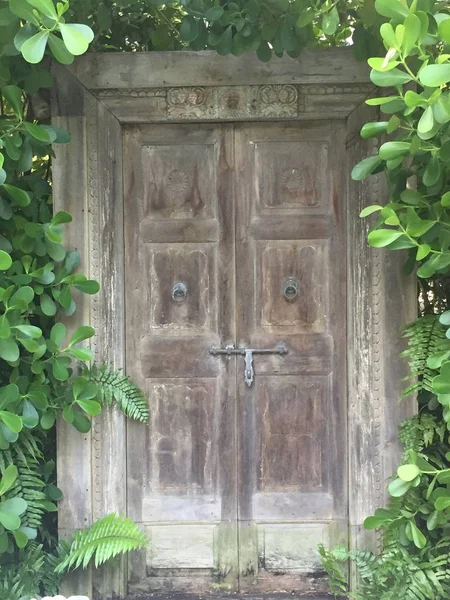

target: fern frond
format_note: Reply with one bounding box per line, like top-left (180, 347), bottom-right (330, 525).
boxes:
top-left (401, 315), bottom-right (449, 396)
top-left (55, 513), bottom-right (149, 573)
top-left (0, 543), bottom-right (46, 600)
top-left (88, 363), bottom-right (149, 422)
top-left (0, 432), bottom-right (47, 531)
top-left (318, 544), bottom-right (349, 596)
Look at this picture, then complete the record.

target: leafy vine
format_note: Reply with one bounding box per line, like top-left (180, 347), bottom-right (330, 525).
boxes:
top-left (0, 1), bottom-right (148, 597)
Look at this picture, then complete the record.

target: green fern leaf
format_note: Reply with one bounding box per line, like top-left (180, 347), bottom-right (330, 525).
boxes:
top-left (401, 315), bottom-right (448, 396)
top-left (87, 363), bottom-right (149, 422)
top-left (55, 513), bottom-right (148, 573)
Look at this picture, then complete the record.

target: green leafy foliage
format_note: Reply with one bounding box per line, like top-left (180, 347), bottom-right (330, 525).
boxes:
top-left (87, 363), bottom-right (149, 423)
top-left (401, 315), bottom-right (448, 396)
top-left (0, 0), bottom-right (151, 594)
top-left (178, 0), bottom-right (382, 60)
top-left (55, 513), bottom-right (149, 572)
top-left (320, 539), bottom-right (450, 600)
top-left (317, 1), bottom-right (450, 592)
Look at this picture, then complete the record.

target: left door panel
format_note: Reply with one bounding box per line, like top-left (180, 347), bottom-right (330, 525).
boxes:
top-left (123, 124), bottom-right (238, 593)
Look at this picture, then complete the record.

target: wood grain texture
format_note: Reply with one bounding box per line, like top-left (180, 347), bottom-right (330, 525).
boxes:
top-left (346, 102), bottom-right (416, 588)
top-left (235, 121), bottom-right (347, 594)
top-left (124, 124), bottom-right (238, 593)
top-left (51, 63), bottom-right (93, 599)
top-left (72, 48), bottom-right (370, 90)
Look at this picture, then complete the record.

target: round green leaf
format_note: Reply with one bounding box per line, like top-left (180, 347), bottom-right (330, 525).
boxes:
top-left (52, 359), bottom-right (69, 381)
top-left (40, 293), bottom-right (57, 316)
top-left (0, 510), bottom-right (21, 531)
top-left (360, 122), bottom-right (389, 139)
top-left (388, 477), bottom-right (411, 497)
top-left (72, 410), bottom-right (92, 433)
top-left (419, 64), bottom-right (450, 88)
top-left (0, 315), bottom-right (9, 340)
top-left (205, 6), bottom-right (224, 21)
top-left (0, 411), bottom-right (23, 434)
top-left (50, 322), bottom-right (67, 346)
top-left (427, 510), bottom-right (439, 531)
top-left (0, 465), bottom-right (18, 495)
top-left (13, 325), bottom-right (42, 339)
top-left (375, 0), bottom-right (408, 19)
top-left (401, 189), bottom-right (423, 205)
top-left (379, 141), bottom-right (410, 160)
top-left (435, 496), bottom-right (450, 511)
top-left (360, 205), bottom-right (383, 218)
top-left (402, 13), bottom-right (421, 55)
top-left (27, 0), bottom-right (58, 19)
top-left (0, 339), bottom-right (19, 362)
top-left (9, 287), bottom-right (34, 309)
top-left (368, 57), bottom-right (400, 72)
top-left (27, 391), bottom-right (47, 411)
top-left (2, 498), bottom-right (27, 517)
top-left (21, 31), bottom-right (49, 64)
top-left (40, 409), bottom-right (56, 430)
top-left (58, 23), bottom-right (94, 56)
top-left (0, 385), bottom-right (19, 410)
top-left (418, 106), bottom-right (434, 134)
top-left (23, 122), bottom-right (54, 143)
top-left (77, 399), bottom-right (102, 416)
top-left (368, 229), bottom-right (403, 248)
top-left (51, 211), bottom-right (72, 226)
top-left (70, 347), bottom-right (93, 361)
top-left (2, 85), bottom-right (23, 120)
top-left (217, 26), bottom-right (233, 55)
top-left (416, 244), bottom-right (431, 261)
top-left (439, 18), bottom-right (450, 44)
top-left (366, 96), bottom-right (399, 106)
top-left (13, 529), bottom-right (28, 548)
top-left (256, 41), bottom-right (272, 63)
top-left (322, 6), bottom-right (339, 36)
top-left (410, 521), bottom-right (426, 549)
top-left (180, 16), bottom-right (199, 42)
top-left (351, 155), bottom-right (382, 181)
top-left (0, 251), bottom-right (12, 271)
top-left (423, 156), bottom-right (442, 187)
top-left (69, 325), bottom-right (95, 347)
top-left (74, 279), bottom-right (100, 294)
top-left (370, 68), bottom-right (412, 87)
top-left (398, 464), bottom-right (421, 482)
top-left (22, 400), bottom-right (39, 429)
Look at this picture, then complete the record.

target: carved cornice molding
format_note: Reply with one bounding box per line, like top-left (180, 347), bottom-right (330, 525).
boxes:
top-left (94, 83), bottom-right (375, 122)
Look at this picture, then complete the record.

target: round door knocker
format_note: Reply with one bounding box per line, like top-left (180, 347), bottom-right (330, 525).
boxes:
top-left (172, 281), bottom-right (188, 303)
top-left (283, 277), bottom-right (299, 301)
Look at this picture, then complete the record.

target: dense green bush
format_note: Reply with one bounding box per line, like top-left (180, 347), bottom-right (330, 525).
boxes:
top-left (318, 0), bottom-right (450, 597)
top-left (0, 1), bottom-right (148, 597)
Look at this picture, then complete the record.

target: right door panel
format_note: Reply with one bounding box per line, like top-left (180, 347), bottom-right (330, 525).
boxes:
top-left (235, 122), bottom-right (348, 594)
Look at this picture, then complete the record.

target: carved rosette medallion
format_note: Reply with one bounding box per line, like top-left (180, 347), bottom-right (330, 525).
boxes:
top-left (165, 169), bottom-right (190, 205)
top-left (258, 84), bottom-right (298, 117)
top-left (167, 87), bottom-right (216, 119)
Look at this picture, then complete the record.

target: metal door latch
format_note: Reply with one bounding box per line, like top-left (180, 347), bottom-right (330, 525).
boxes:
top-left (209, 343), bottom-right (288, 387)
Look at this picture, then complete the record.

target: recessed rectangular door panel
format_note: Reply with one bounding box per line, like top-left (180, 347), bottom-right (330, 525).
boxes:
top-left (235, 122), bottom-right (348, 593)
top-left (124, 124), bottom-right (238, 593)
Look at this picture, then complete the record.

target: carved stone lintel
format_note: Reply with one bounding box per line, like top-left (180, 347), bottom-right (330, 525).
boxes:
top-left (94, 83), bottom-right (374, 122)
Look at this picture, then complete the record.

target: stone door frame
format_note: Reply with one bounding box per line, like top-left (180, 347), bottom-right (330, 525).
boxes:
top-left (52, 48), bottom-right (416, 599)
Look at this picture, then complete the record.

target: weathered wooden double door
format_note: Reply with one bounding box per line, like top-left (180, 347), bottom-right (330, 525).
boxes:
top-left (124, 120), bottom-right (347, 594)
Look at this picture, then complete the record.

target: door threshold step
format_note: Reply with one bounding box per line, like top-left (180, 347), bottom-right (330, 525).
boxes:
top-left (125, 594), bottom-right (337, 600)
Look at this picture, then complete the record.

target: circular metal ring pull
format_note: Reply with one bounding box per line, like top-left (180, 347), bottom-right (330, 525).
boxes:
top-left (283, 277), bottom-right (299, 301)
top-left (172, 281), bottom-right (188, 303)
